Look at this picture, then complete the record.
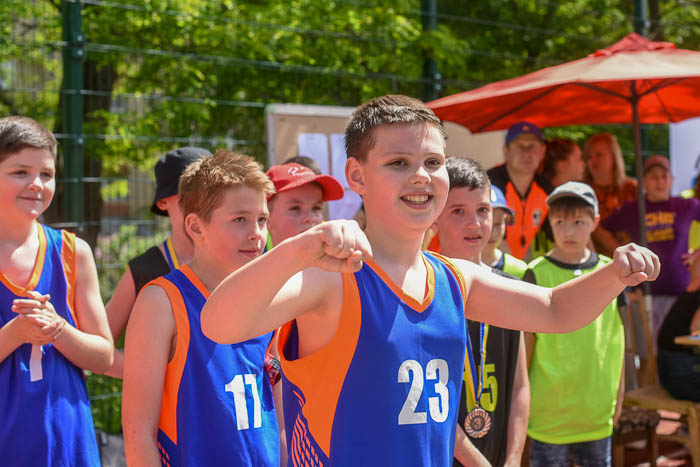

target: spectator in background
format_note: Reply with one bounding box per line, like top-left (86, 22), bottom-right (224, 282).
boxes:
top-left (265, 163), bottom-right (344, 248)
top-left (482, 185), bottom-right (528, 279)
top-left (531, 138), bottom-right (585, 258)
top-left (583, 133), bottom-right (637, 256)
top-left (597, 155), bottom-right (700, 338)
top-left (283, 155), bottom-right (322, 175)
top-left (104, 147), bottom-right (210, 378)
top-left (542, 138), bottom-right (584, 188)
top-left (488, 121), bottom-right (552, 260)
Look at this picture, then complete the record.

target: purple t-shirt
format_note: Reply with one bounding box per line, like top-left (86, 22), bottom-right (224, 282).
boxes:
top-left (602, 197), bottom-right (700, 296)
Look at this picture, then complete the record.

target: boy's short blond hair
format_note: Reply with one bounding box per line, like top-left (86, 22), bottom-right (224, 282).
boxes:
top-left (345, 94), bottom-right (446, 162)
top-left (0, 116), bottom-right (57, 162)
top-left (178, 149), bottom-right (274, 224)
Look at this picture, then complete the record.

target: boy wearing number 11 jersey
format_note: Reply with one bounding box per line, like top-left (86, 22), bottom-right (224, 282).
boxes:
top-left (122, 150), bottom-right (280, 466)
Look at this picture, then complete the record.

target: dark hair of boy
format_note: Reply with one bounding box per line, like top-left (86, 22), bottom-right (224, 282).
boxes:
top-left (542, 138), bottom-right (577, 181)
top-left (283, 155), bottom-right (322, 175)
top-left (345, 94), bottom-right (446, 162)
top-left (0, 116), bottom-right (57, 161)
top-left (445, 157), bottom-right (490, 192)
top-left (548, 196), bottom-right (596, 220)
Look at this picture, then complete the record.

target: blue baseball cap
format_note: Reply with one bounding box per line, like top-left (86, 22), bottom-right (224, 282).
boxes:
top-left (505, 121), bottom-right (544, 146)
top-left (490, 186), bottom-right (514, 224)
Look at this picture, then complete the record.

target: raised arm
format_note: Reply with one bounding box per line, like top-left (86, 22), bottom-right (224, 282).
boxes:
top-left (201, 220), bottom-right (371, 345)
top-left (463, 244), bottom-right (659, 333)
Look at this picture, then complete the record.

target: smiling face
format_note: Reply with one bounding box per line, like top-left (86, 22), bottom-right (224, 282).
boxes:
top-left (191, 186), bottom-right (269, 272)
top-left (0, 147), bottom-right (56, 221)
top-left (346, 123), bottom-right (448, 239)
top-left (436, 185), bottom-right (492, 262)
top-left (267, 183), bottom-right (324, 245)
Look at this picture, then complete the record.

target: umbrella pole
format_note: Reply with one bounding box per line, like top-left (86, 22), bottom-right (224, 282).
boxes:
top-left (631, 92), bottom-right (653, 311)
top-left (632, 94), bottom-right (647, 248)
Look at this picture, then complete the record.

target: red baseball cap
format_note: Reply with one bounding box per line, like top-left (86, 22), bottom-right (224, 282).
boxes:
top-left (266, 163), bottom-right (344, 201)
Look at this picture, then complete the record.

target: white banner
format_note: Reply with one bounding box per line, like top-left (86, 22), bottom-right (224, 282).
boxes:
top-left (670, 117), bottom-right (700, 196)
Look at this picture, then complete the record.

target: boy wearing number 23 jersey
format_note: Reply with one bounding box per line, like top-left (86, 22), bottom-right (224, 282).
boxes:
top-left (122, 150), bottom-right (280, 466)
top-left (201, 95), bottom-right (660, 466)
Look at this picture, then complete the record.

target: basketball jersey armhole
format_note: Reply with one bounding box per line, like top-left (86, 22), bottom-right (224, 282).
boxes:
top-left (60, 229), bottom-right (80, 329)
top-left (148, 276), bottom-right (191, 445)
top-left (427, 252), bottom-right (468, 314)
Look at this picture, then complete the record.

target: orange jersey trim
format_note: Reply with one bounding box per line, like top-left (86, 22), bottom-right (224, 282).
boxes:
top-left (364, 255), bottom-right (435, 313)
top-left (60, 230), bottom-right (79, 328)
top-left (0, 222), bottom-right (47, 295)
top-left (152, 276), bottom-right (192, 446)
top-left (178, 265), bottom-right (209, 298)
top-left (278, 272), bottom-right (363, 456)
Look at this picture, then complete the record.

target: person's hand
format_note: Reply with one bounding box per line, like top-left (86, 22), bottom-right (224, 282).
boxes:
top-left (682, 248), bottom-right (700, 268)
top-left (12, 291), bottom-right (66, 345)
top-left (295, 220), bottom-right (372, 272)
top-left (612, 243), bottom-right (660, 286)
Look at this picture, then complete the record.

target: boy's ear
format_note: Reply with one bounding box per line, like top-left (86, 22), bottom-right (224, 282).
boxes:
top-left (184, 213), bottom-right (202, 240)
top-left (346, 157), bottom-right (366, 195)
top-left (592, 214), bottom-right (600, 231)
top-left (156, 198), bottom-right (169, 212)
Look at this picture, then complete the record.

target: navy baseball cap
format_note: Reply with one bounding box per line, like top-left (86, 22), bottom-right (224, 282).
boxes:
top-left (505, 121), bottom-right (544, 146)
top-left (490, 186), bottom-right (515, 224)
top-left (151, 147), bottom-right (212, 216)
top-left (546, 181), bottom-right (599, 217)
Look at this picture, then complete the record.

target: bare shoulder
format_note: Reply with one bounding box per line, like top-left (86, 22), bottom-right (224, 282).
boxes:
top-left (74, 236), bottom-right (97, 268)
top-left (129, 283), bottom-right (175, 332)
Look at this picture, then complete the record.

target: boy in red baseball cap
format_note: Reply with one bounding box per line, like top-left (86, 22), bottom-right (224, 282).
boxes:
top-left (265, 162), bottom-right (344, 246)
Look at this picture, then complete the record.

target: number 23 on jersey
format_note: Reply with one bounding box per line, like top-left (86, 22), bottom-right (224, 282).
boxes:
top-left (397, 359), bottom-right (449, 425)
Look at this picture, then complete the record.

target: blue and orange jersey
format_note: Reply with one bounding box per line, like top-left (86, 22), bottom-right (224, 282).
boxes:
top-left (0, 223), bottom-right (99, 466)
top-left (279, 252), bottom-right (469, 466)
top-left (153, 265), bottom-right (280, 467)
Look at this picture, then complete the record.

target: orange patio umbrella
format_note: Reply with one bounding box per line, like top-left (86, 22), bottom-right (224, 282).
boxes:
top-left (428, 33), bottom-right (700, 245)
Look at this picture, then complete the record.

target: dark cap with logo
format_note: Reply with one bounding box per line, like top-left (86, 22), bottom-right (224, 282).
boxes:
top-left (505, 121), bottom-right (544, 146)
top-left (151, 147), bottom-right (212, 216)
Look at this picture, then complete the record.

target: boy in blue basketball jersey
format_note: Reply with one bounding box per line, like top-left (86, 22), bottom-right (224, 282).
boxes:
top-left (201, 95), bottom-right (659, 466)
top-left (122, 150), bottom-right (281, 466)
top-left (0, 116), bottom-right (114, 466)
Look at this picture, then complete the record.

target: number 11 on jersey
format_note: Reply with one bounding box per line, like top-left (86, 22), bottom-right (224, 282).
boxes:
top-left (225, 373), bottom-right (262, 430)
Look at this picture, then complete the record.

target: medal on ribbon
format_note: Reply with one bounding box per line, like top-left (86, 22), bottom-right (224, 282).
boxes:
top-left (464, 322), bottom-right (492, 438)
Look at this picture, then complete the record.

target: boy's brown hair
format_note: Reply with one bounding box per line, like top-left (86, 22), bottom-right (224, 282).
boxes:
top-left (345, 94), bottom-right (445, 162)
top-left (179, 149), bottom-right (274, 225)
top-left (0, 116), bottom-right (57, 162)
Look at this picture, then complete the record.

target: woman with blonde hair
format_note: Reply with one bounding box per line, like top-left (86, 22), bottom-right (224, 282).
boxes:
top-left (584, 132), bottom-right (637, 256)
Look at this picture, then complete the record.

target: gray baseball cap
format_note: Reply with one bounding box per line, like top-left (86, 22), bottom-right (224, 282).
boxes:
top-left (546, 181), bottom-right (599, 217)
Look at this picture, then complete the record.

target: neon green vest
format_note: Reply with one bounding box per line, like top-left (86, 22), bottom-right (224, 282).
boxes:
top-left (526, 254), bottom-right (624, 444)
top-left (502, 253), bottom-right (527, 280)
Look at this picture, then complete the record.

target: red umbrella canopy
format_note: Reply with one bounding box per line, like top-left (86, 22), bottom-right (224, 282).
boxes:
top-left (428, 33), bottom-right (700, 132)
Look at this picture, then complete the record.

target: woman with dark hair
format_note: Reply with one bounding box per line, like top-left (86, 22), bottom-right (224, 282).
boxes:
top-left (584, 133), bottom-right (637, 256)
top-left (542, 138), bottom-right (584, 188)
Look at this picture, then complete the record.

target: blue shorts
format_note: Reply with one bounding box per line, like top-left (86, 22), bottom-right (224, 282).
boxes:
top-left (530, 436), bottom-right (611, 467)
